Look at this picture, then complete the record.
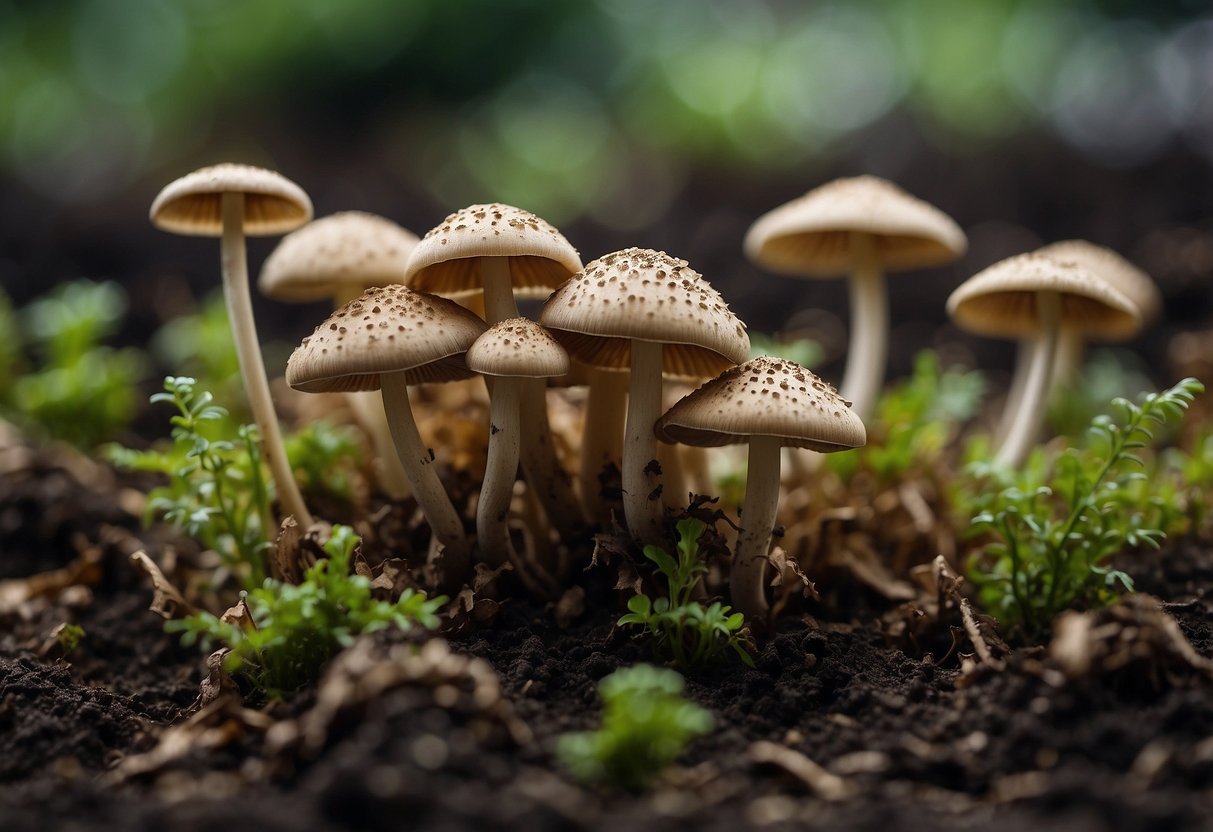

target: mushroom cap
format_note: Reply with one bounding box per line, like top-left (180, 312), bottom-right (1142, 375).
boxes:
top-left (947, 252), bottom-right (1141, 340)
top-left (538, 247), bottom-right (750, 379)
top-left (150, 163), bottom-right (312, 237)
top-left (655, 356), bottom-right (866, 453)
top-left (744, 175), bottom-right (967, 277)
top-left (466, 317), bottom-right (570, 379)
top-left (286, 285), bottom-right (487, 393)
top-left (259, 211), bottom-right (419, 302)
top-left (405, 203), bottom-right (582, 299)
top-left (1035, 239), bottom-right (1162, 327)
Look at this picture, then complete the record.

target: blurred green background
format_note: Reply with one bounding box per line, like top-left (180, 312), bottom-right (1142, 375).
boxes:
top-left (1, 0), bottom-right (1211, 378)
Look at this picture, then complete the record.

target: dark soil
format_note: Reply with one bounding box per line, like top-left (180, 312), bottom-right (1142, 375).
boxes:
top-left (4, 438), bottom-right (1213, 831)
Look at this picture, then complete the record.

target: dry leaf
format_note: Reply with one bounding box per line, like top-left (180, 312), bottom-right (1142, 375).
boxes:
top-left (129, 550), bottom-right (195, 619)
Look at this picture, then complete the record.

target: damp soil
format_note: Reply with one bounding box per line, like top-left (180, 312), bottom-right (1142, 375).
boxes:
top-left (4, 442), bottom-right (1213, 832)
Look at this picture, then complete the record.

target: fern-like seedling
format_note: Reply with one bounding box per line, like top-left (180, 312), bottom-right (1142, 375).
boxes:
top-left (966, 377), bottom-right (1203, 638)
top-left (618, 518), bottom-right (753, 670)
top-left (169, 525), bottom-right (446, 698)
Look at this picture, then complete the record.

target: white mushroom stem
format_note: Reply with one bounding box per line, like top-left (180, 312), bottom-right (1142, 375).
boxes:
top-left (733, 435), bottom-right (782, 619)
top-left (995, 339), bottom-right (1035, 444)
top-left (1050, 329), bottom-right (1084, 395)
top-left (623, 339), bottom-right (666, 544)
top-left (518, 378), bottom-right (587, 542)
top-left (477, 376), bottom-right (522, 566)
top-left (345, 391), bottom-right (412, 499)
top-left (995, 291), bottom-right (1062, 469)
top-left (580, 367), bottom-right (628, 524)
top-left (220, 192), bottom-right (313, 528)
top-left (479, 256), bottom-right (519, 324)
top-left (657, 437), bottom-right (686, 509)
top-left (839, 231), bottom-right (886, 420)
top-left (380, 370), bottom-right (471, 585)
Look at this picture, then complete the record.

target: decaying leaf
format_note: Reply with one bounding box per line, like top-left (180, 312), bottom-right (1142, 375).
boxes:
top-left (129, 550), bottom-right (195, 620)
top-left (748, 740), bottom-right (857, 801)
top-left (0, 538), bottom-right (105, 616)
top-left (553, 585), bottom-right (586, 628)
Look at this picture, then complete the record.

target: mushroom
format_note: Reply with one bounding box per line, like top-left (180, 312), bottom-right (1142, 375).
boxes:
top-left (948, 253), bottom-right (1140, 468)
top-left (540, 248), bottom-right (750, 545)
top-left (259, 211), bottom-right (420, 499)
top-left (465, 318), bottom-right (569, 572)
top-left (405, 203), bottom-right (586, 542)
top-left (744, 176), bottom-right (967, 419)
top-left (150, 163), bottom-right (314, 528)
top-left (655, 357), bottom-right (865, 618)
top-left (285, 285), bottom-right (487, 587)
top-left (554, 361), bottom-right (629, 525)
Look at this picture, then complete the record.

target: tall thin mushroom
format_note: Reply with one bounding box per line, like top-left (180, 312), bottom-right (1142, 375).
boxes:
top-left (285, 286), bottom-right (487, 588)
top-left (259, 211), bottom-right (420, 499)
top-left (948, 253), bottom-right (1140, 468)
top-left (151, 163), bottom-right (314, 527)
top-left (656, 357), bottom-right (865, 618)
top-left (540, 248), bottom-right (750, 545)
top-left (745, 176), bottom-right (967, 420)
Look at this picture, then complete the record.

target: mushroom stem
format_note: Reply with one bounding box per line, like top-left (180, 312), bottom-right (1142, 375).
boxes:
top-left (623, 339), bottom-right (666, 544)
top-left (996, 291), bottom-right (1062, 469)
top-left (1050, 328), bottom-right (1084, 396)
top-left (477, 376), bottom-right (522, 566)
top-left (518, 377), bottom-right (587, 543)
top-left (839, 231), bottom-right (886, 420)
top-left (480, 256), bottom-right (519, 324)
top-left (380, 370), bottom-right (471, 586)
top-left (657, 436), bottom-right (687, 509)
top-left (220, 192), bottom-right (313, 529)
top-left (996, 339), bottom-right (1035, 444)
top-left (732, 434), bottom-right (782, 619)
top-left (580, 367), bottom-right (628, 524)
top-left (345, 390), bottom-right (412, 499)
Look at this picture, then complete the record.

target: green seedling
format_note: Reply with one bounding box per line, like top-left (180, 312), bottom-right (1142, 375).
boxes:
top-left (558, 663), bottom-right (713, 792)
top-left (829, 350), bottom-right (984, 484)
top-left (168, 525), bottom-right (445, 698)
top-left (619, 518), bottom-right (753, 670)
top-left (8, 280), bottom-right (146, 448)
top-left (963, 377), bottom-right (1203, 639)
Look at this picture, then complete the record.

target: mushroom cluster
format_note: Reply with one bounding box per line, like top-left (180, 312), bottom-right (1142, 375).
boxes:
top-left (152, 164), bottom-right (1162, 624)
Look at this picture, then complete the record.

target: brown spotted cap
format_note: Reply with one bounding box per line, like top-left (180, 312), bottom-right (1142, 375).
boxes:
top-left (259, 211), bottom-right (419, 302)
top-left (745, 176), bottom-right (966, 277)
top-left (947, 252), bottom-right (1141, 340)
top-left (286, 285), bottom-right (487, 393)
top-left (405, 203), bottom-right (582, 299)
top-left (150, 163), bottom-right (312, 237)
top-left (538, 247), bottom-right (750, 379)
top-left (465, 318), bottom-right (570, 379)
top-left (1036, 239), bottom-right (1161, 328)
top-left (655, 356), bottom-right (866, 452)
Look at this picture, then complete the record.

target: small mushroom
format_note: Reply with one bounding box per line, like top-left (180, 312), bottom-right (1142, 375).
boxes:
top-left (465, 318), bottom-right (569, 572)
top-left (745, 176), bottom-right (967, 419)
top-left (656, 357), bottom-right (865, 618)
top-left (285, 285), bottom-right (487, 588)
top-left (260, 211), bottom-right (421, 499)
top-left (948, 253), bottom-right (1140, 468)
top-left (150, 163), bottom-right (314, 527)
top-left (540, 248), bottom-right (750, 545)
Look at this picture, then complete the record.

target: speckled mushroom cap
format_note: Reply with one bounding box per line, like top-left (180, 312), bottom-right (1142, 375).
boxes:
top-left (286, 285), bottom-right (487, 393)
top-left (150, 163), bottom-right (312, 237)
top-left (1035, 240), bottom-right (1161, 327)
top-left (405, 203), bottom-right (582, 299)
top-left (655, 357), bottom-right (866, 453)
top-left (538, 247), bottom-right (750, 379)
top-left (466, 318), bottom-right (570, 379)
top-left (744, 176), bottom-right (967, 277)
top-left (947, 252), bottom-right (1141, 340)
top-left (259, 212), bottom-right (419, 302)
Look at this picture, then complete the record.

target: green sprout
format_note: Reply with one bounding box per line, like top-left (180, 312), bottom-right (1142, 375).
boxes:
top-left (618, 518), bottom-right (753, 670)
top-left (168, 525), bottom-right (446, 698)
top-left (558, 664), bottom-right (714, 792)
top-left (963, 377), bottom-right (1204, 639)
top-left (8, 280), bottom-right (146, 448)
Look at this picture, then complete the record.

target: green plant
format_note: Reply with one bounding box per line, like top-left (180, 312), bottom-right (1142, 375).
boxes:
top-left (8, 280), bottom-right (146, 447)
top-left (1046, 349), bottom-right (1152, 439)
top-left (963, 377), bottom-right (1204, 639)
top-left (151, 292), bottom-right (249, 421)
top-left (829, 350), bottom-right (984, 484)
top-left (168, 525), bottom-right (446, 697)
top-left (619, 518), bottom-right (753, 669)
top-left (284, 420), bottom-right (363, 504)
top-left (557, 664), bottom-right (713, 792)
top-left (108, 376), bottom-right (274, 584)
